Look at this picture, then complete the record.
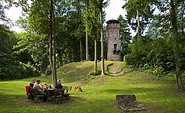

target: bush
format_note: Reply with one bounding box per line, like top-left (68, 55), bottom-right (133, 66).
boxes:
top-left (151, 66), bottom-right (164, 76)
top-left (0, 62), bottom-right (40, 80)
top-left (142, 63), bottom-right (151, 70)
top-left (19, 62), bottom-right (40, 78)
top-left (88, 69), bottom-right (101, 76)
top-left (139, 63), bottom-right (164, 76)
top-left (0, 65), bottom-right (22, 80)
top-left (166, 72), bottom-right (176, 80)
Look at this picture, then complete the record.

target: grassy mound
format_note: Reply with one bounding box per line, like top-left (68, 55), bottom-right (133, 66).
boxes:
top-left (56, 61), bottom-right (125, 84)
top-left (0, 61), bottom-right (185, 113)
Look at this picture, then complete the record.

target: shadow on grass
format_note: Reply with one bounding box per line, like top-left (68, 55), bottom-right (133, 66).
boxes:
top-left (0, 94), bottom-right (90, 113)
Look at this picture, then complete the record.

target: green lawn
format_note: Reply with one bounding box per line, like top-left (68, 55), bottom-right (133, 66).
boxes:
top-left (0, 61), bottom-right (185, 113)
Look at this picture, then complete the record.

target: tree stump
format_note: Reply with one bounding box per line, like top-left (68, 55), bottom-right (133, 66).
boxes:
top-left (116, 95), bottom-right (136, 107)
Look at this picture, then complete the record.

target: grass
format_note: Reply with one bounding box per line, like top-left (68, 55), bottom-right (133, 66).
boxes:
top-left (0, 61), bottom-right (185, 113)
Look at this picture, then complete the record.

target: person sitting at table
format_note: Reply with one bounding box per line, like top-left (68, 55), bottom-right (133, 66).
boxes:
top-left (33, 80), bottom-right (46, 94)
top-left (33, 79), bottom-right (47, 101)
top-left (55, 79), bottom-right (63, 89)
top-left (42, 83), bottom-right (49, 89)
top-left (30, 79), bottom-right (36, 87)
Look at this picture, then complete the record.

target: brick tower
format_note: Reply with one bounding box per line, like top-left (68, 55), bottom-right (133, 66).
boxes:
top-left (107, 20), bottom-right (121, 61)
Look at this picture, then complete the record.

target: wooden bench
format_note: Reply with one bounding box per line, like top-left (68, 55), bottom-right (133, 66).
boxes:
top-left (46, 89), bottom-right (56, 102)
top-left (54, 89), bottom-right (64, 103)
top-left (62, 86), bottom-right (72, 100)
top-left (62, 86), bottom-right (72, 93)
top-left (25, 86), bottom-right (45, 102)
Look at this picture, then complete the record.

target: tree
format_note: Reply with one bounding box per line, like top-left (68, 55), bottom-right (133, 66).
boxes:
top-left (72, 0), bottom-right (86, 62)
top-left (98, 0), bottom-right (109, 76)
top-left (0, 25), bottom-right (40, 80)
top-left (0, 0), bottom-right (29, 23)
top-left (82, 0), bottom-right (90, 61)
top-left (123, 0), bottom-right (185, 91)
top-left (50, 0), bottom-right (57, 87)
top-left (27, 0), bottom-right (76, 86)
top-left (150, 0), bottom-right (184, 91)
top-left (14, 32), bottom-right (49, 73)
top-left (83, 0), bottom-right (100, 74)
top-left (123, 0), bottom-right (155, 39)
top-left (118, 15), bottom-right (131, 57)
top-left (0, 2), bottom-right (8, 22)
top-left (122, 0), bottom-right (155, 67)
top-left (0, 25), bottom-right (15, 68)
top-left (170, 0), bottom-right (184, 91)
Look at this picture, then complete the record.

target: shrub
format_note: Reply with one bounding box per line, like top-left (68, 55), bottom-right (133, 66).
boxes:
top-left (0, 62), bottom-right (40, 80)
top-left (88, 69), bottom-right (101, 76)
top-left (19, 62), bottom-right (40, 78)
top-left (151, 66), bottom-right (164, 76)
top-left (140, 63), bottom-right (164, 76)
top-left (166, 72), bottom-right (176, 80)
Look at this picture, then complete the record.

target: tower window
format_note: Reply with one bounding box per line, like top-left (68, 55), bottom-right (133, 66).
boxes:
top-left (114, 44), bottom-right (117, 50)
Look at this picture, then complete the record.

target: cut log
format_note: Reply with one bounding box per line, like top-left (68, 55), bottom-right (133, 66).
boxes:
top-left (116, 95), bottom-right (136, 107)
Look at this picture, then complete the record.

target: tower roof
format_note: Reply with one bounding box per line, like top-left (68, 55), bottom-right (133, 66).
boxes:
top-left (106, 19), bottom-right (119, 24)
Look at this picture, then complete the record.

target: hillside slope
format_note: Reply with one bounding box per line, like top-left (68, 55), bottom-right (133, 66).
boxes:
top-left (56, 61), bottom-right (125, 83)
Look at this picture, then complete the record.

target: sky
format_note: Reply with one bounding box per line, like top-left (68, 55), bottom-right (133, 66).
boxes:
top-left (4, 0), bottom-right (126, 33)
top-left (105, 0), bottom-right (126, 21)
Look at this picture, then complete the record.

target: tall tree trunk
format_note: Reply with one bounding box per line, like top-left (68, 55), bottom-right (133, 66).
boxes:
top-left (136, 9), bottom-right (141, 54)
top-left (57, 49), bottom-right (63, 67)
top-left (136, 10), bottom-right (141, 38)
top-left (170, 0), bottom-right (184, 91)
top-left (85, 2), bottom-right (89, 61)
top-left (80, 38), bottom-right (83, 62)
top-left (180, 2), bottom-right (184, 37)
top-left (100, 9), bottom-right (105, 76)
top-left (50, 0), bottom-right (57, 87)
top-left (48, 35), bottom-right (53, 75)
top-left (86, 31), bottom-right (89, 60)
top-left (94, 34), bottom-right (97, 75)
top-left (53, 6), bottom-right (57, 87)
top-left (49, 0), bottom-right (53, 74)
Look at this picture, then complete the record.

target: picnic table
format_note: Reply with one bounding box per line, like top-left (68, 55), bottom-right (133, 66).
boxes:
top-left (26, 85), bottom-right (71, 103)
top-left (46, 88), bottom-right (64, 103)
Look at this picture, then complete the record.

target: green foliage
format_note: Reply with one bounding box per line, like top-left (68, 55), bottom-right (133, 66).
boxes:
top-left (88, 69), bottom-right (101, 76)
top-left (0, 24), bottom-right (17, 80)
top-left (142, 64), bottom-right (164, 76)
top-left (167, 71), bottom-right (185, 81)
top-left (166, 72), bottom-right (176, 80)
top-left (125, 36), bottom-right (174, 76)
top-left (0, 62), bottom-right (40, 80)
top-left (0, 25), bottom-right (40, 80)
top-left (118, 15), bottom-right (131, 57)
top-left (0, 65), bottom-right (20, 80)
top-left (14, 32), bottom-right (49, 73)
top-left (83, 0), bottom-right (100, 38)
top-left (28, 0), bottom-right (50, 34)
top-left (18, 62), bottom-right (40, 78)
top-left (123, 0), bottom-right (154, 35)
top-left (0, 3), bottom-right (8, 22)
